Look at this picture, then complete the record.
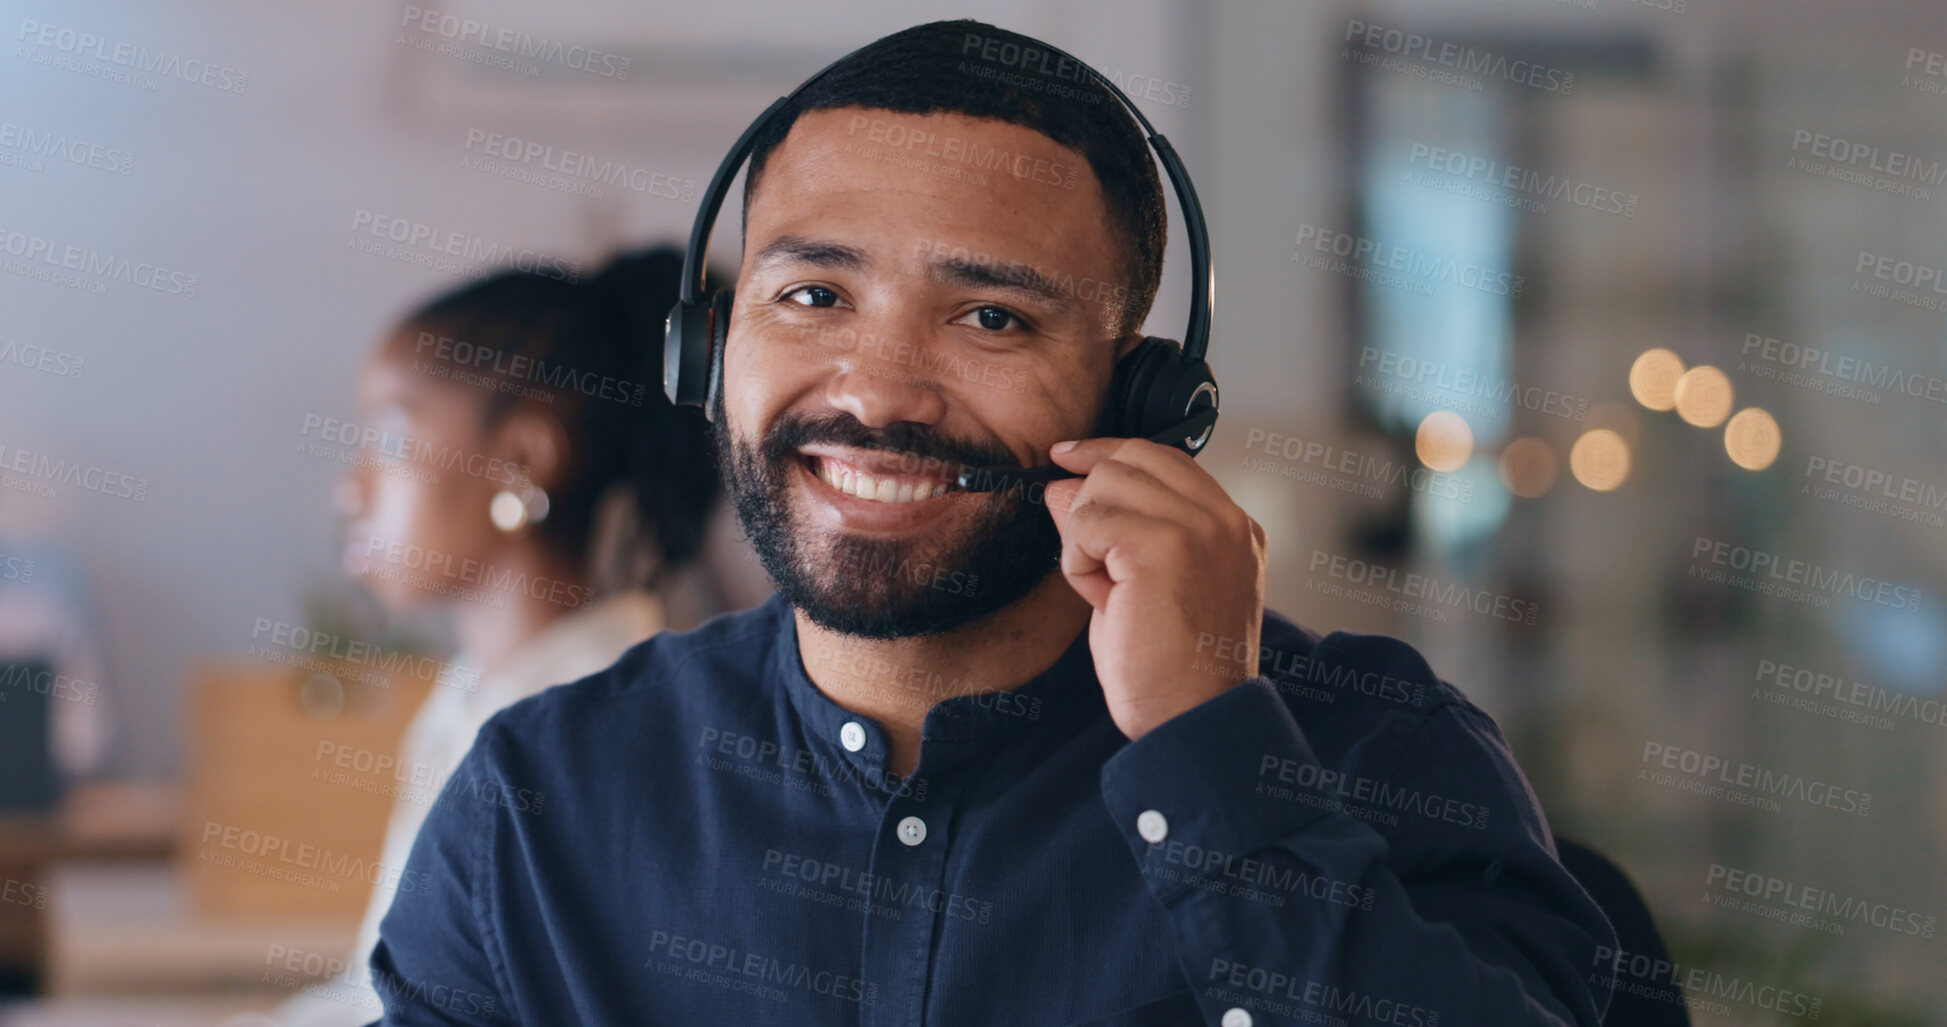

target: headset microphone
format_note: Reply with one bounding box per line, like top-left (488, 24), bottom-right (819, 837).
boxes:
top-left (954, 405), bottom-right (1218, 493)
top-left (665, 30), bottom-right (1219, 489)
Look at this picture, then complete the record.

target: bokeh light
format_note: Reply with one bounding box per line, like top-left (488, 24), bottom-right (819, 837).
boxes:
top-left (1673, 365), bottom-right (1735, 427)
top-left (1569, 429), bottom-right (1631, 491)
top-left (1415, 411), bottom-right (1474, 473)
top-left (1724, 408), bottom-right (1782, 471)
top-left (1628, 349), bottom-right (1685, 411)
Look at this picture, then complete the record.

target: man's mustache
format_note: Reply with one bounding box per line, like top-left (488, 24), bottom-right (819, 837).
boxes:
top-left (759, 411), bottom-right (1021, 477)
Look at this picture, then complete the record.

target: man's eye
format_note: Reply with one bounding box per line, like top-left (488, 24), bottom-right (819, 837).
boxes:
top-left (965, 306), bottom-right (1020, 331)
top-left (785, 286), bottom-right (841, 308)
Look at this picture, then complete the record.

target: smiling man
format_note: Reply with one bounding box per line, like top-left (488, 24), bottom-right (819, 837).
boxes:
top-left (369, 20), bottom-right (1615, 1027)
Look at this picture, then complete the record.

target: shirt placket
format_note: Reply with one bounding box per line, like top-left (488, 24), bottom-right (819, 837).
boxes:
top-left (854, 745), bottom-right (972, 1027)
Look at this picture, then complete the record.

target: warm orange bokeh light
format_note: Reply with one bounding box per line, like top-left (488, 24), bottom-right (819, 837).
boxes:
top-left (1724, 408), bottom-right (1782, 471)
top-left (1415, 411), bottom-right (1474, 473)
top-left (1629, 349), bottom-right (1685, 412)
top-left (1674, 365), bottom-right (1734, 428)
top-left (1569, 429), bottom-right (1631, 491)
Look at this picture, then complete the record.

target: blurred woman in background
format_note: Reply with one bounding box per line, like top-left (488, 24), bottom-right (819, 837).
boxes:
top-left (270, 245), bottom-right (724, 1026)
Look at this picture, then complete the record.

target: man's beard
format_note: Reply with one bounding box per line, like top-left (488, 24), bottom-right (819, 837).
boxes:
top-left (714, 403), bottom-right (1065, 639)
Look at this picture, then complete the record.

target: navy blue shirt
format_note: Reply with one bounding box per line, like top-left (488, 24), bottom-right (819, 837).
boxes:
top-left (370, 595), bottom-right (1614, 1025)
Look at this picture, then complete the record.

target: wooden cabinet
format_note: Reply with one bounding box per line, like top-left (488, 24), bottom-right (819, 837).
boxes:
top-left (180, 660), bottom-right (430, 919)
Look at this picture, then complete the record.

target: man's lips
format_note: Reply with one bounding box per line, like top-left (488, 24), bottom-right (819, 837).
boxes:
top-left (797, 446), bottom-right (963, 504)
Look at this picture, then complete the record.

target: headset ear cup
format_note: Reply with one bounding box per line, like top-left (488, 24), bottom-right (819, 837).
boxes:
top-left (1118, 337), bottom-right (1219, 454)
top-left (663, 298), bottom-right (711, 408)
top-left (1139, 344), bottom-right (1184, 440)
top-left (1163, 359), bottom-right (1220, 453)
top-left (1113, 341), bottom-right (1152, 438)
top-left (704, 289), bottom-right (732, 419)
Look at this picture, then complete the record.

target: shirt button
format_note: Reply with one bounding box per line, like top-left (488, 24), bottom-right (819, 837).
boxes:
top-left (896, 816), bottom-right (927, 846)
top-left (839, 721), bottom-right (866, 752)
top-left (1136, 809), bottom-right (1169, 843)
top-left (1221, 1008), bottom-right (1253, 1027)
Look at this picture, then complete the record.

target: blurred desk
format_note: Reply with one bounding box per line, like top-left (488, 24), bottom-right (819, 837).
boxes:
top-left (0, 782), bottom-right (365, 1022)
top-left (0, 783), bottom-right (178, 994)
top-left (0, 658), bottom-right (433, 1016)
top-left (44, 861), bottom-right (356, 996)
top-left (0, 995), bottom-right (275, 1027)
top-left (0, 782), bottom-right (178, 862)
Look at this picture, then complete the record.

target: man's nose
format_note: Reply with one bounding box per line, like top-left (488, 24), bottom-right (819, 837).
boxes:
top-left (821, 323), bottom-right (948, 429)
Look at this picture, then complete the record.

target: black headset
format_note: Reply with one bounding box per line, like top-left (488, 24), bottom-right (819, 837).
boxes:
top-left (663, 30), bottom-right (1218, 493)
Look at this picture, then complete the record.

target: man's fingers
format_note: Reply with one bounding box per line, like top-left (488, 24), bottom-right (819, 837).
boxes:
top-left (1056, 498), bottom-right (1189, 585)
top-left (1051, 436), bottom-right (1232, 514)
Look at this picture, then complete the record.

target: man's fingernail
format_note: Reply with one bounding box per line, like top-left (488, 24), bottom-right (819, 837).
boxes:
top-left (1051, 440), bottom-right (1077, 454)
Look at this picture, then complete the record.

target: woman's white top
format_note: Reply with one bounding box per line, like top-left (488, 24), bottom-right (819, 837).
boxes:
top-left (269, 590), bottom-right (664, 1026)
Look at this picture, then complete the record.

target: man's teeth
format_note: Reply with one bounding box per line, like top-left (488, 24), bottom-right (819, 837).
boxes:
top-left (816, 458), bottom-right (951, 503)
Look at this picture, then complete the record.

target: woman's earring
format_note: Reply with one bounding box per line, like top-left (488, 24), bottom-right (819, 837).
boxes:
top-left (489, 485), bottom-right (551, 533)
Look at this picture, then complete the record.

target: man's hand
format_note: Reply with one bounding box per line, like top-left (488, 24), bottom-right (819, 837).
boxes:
top-left (1042, 436), bottom-right (1267, 741)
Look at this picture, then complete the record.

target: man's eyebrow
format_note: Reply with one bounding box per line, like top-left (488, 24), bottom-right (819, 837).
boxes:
top-left (928, 256), bottom-right (1074, 312)
top-left (747, 235), bottom-right (868, 275)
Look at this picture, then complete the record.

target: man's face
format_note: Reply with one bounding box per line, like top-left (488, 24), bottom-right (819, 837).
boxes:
top-left (720, 106), bottom-right (1134, 638)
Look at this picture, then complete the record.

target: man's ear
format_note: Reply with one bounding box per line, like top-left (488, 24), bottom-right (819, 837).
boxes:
top-left (496, 408), bottom-right (571, 492)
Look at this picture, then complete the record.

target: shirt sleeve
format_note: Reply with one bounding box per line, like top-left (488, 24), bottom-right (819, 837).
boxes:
top-left (366, 720), bottom-right (515, 1026)
top-left (1098, 639), bottom-right (1616, 1027)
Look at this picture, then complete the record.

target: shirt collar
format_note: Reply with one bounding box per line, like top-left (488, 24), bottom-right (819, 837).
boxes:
top-left (767, 594), bottom-right (1104, 759)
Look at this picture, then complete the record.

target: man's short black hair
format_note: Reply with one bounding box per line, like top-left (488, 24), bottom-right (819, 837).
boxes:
top-left (742, 19), bottom-right (1166, 338)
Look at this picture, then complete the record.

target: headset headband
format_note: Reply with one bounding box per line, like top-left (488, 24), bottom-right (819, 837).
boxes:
top-left (677, 31), bottom-right (1212, 361)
